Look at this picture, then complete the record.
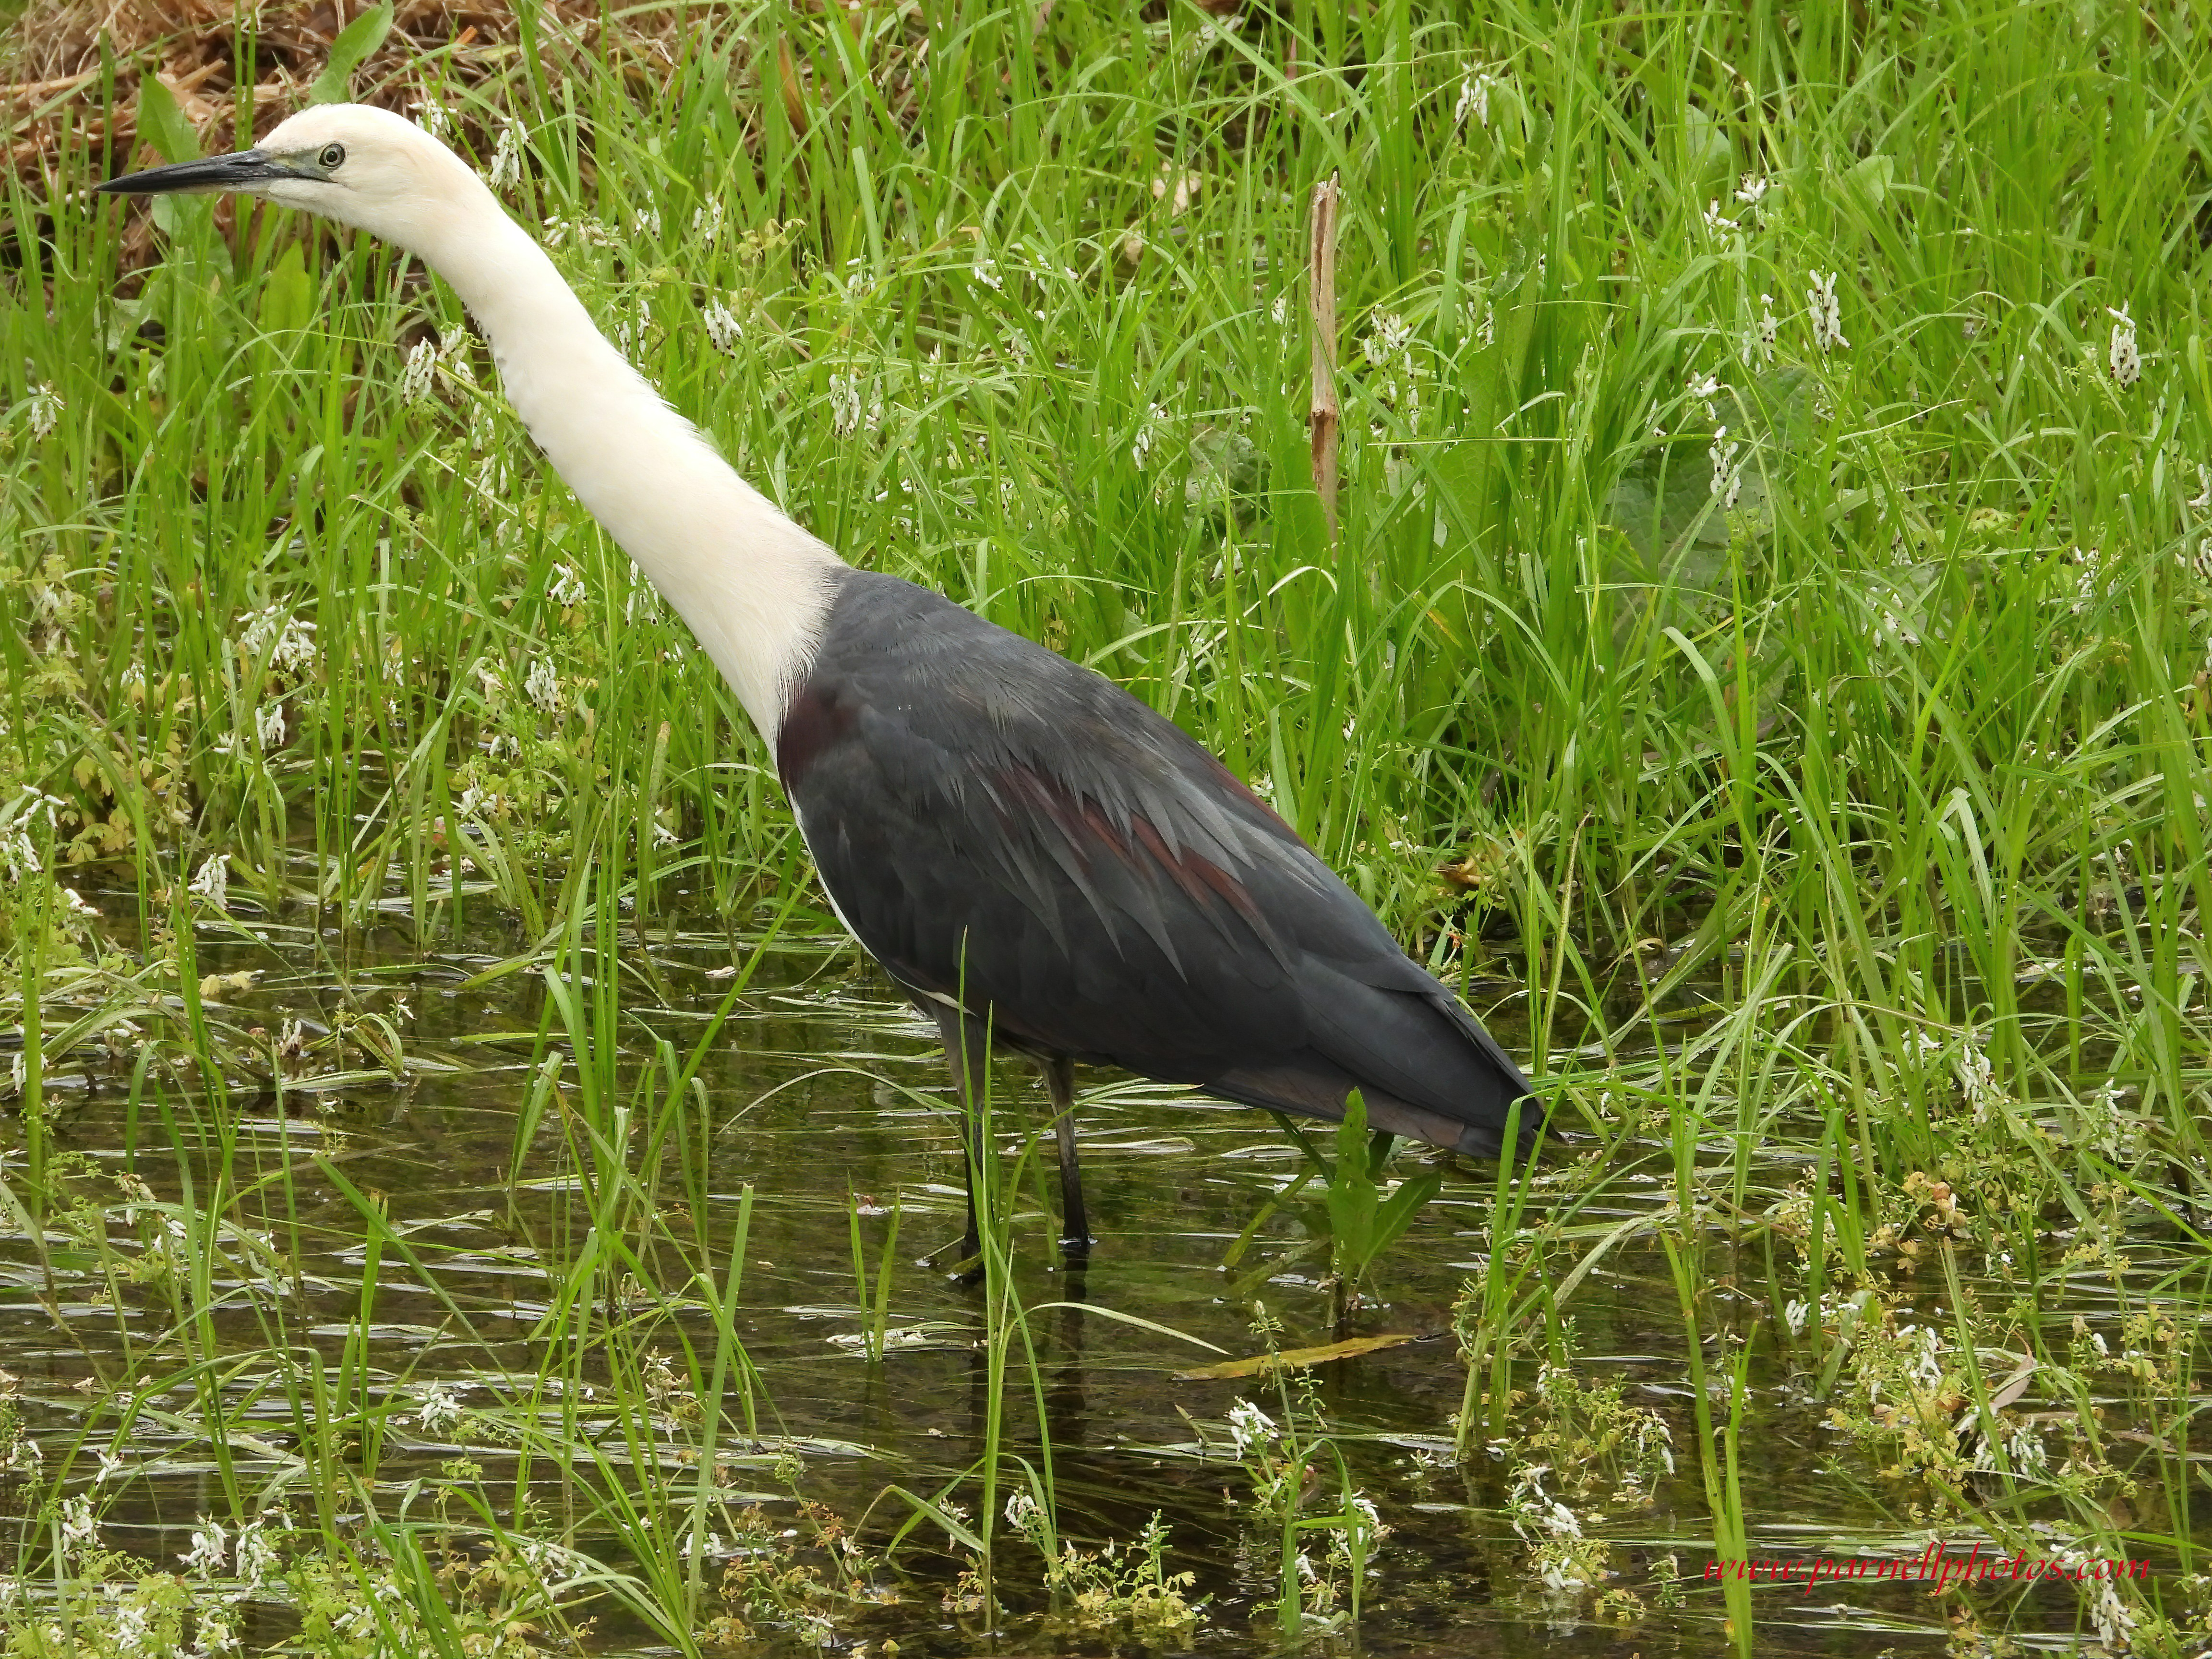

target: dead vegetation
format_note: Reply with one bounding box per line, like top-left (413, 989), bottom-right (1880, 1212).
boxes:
top-left (2, 0), bottom-right (728, 267)
top-left (9, 1), bottom-right (567, 162)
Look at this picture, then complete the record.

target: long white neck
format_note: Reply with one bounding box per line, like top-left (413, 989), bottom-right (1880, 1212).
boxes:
top-left (402, 179), bottom-right (842, 738)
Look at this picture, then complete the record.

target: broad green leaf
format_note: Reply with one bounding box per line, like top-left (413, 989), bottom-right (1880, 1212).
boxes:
top-left (258, 242), bottom-right (313, 335)
top-left (135, 74), bottom-right (201, 238)
top-left (1325, 1091), bottom-right (1379, 1273)
top-left (1368, 1168), bottom-right (1443, 1260)
top-left (309, 3), bottom-right (394, 106)
top-left (136, 73), bottom-right (199, 164)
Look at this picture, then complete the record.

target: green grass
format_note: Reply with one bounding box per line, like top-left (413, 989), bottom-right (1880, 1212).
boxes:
top-left (3, 0), bottom-right (2211, 1653)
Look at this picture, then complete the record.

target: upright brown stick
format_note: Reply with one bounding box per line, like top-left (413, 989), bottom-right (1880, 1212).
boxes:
top-left (1307, 172), bottom-right (1341, 541)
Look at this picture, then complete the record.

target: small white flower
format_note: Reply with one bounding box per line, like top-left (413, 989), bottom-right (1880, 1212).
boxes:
top-left (2090, 1577), bottom-right (2137, 1649)
top-left (548, 563), bottom-right (588, 607)
top-left (255, 702), bottom-right (286, 748)
top-left (1783, 1298), bottom-right (1810, 1336)
top-left (1363, 311), bottom-right (1413, 366)
top-left (439, 327), bottom-right (476, 385)
top-left (692, 199), bottom-right (725, 245)
top-left (702, 298), bottom-right (743, 355)
top-left (1454, 65), bottom-right (1499, 132)
top-left (59, 1492), bottom-right (96, 1551)
top-left (2108, 304), bottom-right (2140, 389)
top-left (401, 338), bottom-right (437, 404)
top-left (632, 205), bottom-right (662, 240)
top-left (188, 853), bottom-right (230, 910)
top-left (1734, 174), bottom-right (1772, 208)
top-left (625, 569), bottom-right (664, 624)
top-left (1906, 1325), bottom-right (1943, 1391)
top-left (234, 1516), bottom-right (283, 1588)
top-left (487, 122), bottom-right (521, 191)
top-left (415, 1382), bottom-right (464, 1435)
top-left (829, 369), bottom-right (878, 436)
top-left (1226, 1399), bottom-right (1278, 1454)
top-left (1709, 427), bottom-right (1743, 508)
top-left (1131, 402), bottom-right (1166, 470)
top-left (0, 787), bottom-right (62, 880)
top-left (239, 605), bottom-right (317, 675)
top-left (1509, 1465), bottom-right (1583, 1541)
top-left (25, 383), bottom-right (61, 438)
top-left (1348, 1494), bottom-right (1387, 1541)
top-left (614, 296), bottom-right (653, 359)
top-left (1743, 292), bottom-right (1779, 365)
top-left (1269, 291), bottom-right (1291, 326)
top-left (2067, 543), bottom-right (2112, 613)
top-left (181, 1517), bottom-right (227, 1576)
top-left (1957, 1040), bottom-right (2000, 1112)
top-left (1003, 1491), bottom-right (1042, 1530)
top-left (410, 98), bottom-right (449, 142)
top-left (1701, 200), bottom-right (1737, 232)
top-left (190, 1607), bottom-right (240, 1656)
top-left (1870, 605), bottom-right (1917, 648)
top-left (112, 1603), bottom-right (156, 1657)
top-left (524, 658), bottom-right (562, 714)
top-left (1806, 269), bottom-right (1848, 351)
top-left (970, 253), bottom-right (1002, 291)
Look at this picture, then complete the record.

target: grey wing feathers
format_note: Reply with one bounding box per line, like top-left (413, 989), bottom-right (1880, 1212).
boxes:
top-left (777, 570), bottom-right (1540, 1158)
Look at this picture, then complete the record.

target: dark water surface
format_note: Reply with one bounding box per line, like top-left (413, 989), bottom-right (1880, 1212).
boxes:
top-left (0, 891), bottom-right (2163, 1656)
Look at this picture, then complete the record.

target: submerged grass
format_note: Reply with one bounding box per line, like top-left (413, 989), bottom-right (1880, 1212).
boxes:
top-left (2, 0), bottom-right (2211, 1653)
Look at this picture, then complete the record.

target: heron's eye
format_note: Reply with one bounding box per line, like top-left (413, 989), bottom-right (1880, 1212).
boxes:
top-left (318, 143), bottom-right (346, 169)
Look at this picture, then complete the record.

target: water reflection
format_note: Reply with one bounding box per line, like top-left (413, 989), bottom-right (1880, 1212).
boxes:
top-left (0, 894), bottom-right (2187, 1657)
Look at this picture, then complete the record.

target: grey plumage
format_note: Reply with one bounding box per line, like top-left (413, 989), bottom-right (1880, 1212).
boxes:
top-left (777, 570), bottom-right (1538, 1169)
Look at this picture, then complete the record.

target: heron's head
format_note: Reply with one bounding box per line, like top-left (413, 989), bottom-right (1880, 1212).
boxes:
top-left (98, 103), bottom-right (486, 255)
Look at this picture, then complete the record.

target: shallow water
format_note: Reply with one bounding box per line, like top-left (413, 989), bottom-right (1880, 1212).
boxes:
top-left (0, 885), bottom-right (2188, 1656)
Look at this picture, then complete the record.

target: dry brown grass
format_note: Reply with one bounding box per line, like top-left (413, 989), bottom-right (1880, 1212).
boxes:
top-left (1, 0), bottom-right (726, 268)
top-left (0, 0), bottom-right (712, 174)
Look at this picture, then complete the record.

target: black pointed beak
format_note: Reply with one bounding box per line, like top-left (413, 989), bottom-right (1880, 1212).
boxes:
top-left (97, 149), bottom-right (285, 197)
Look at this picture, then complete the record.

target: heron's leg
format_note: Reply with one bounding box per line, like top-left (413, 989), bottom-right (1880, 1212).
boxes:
top-left (926, 1002), bottom-right (985, 1270)
top-left (1043, 1055), bottom-right (1091, 1254)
